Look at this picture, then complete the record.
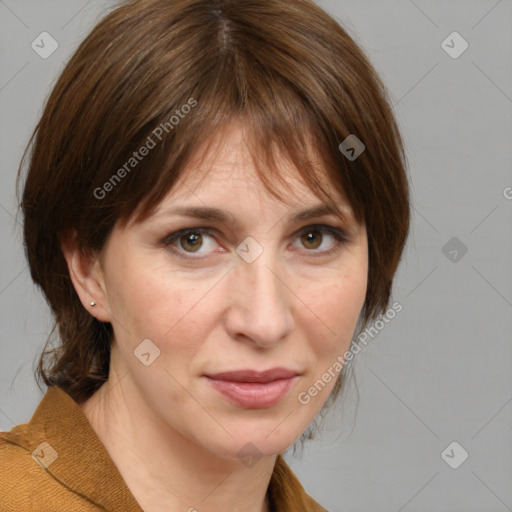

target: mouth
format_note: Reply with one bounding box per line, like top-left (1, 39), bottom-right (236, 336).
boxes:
top-left (203, 368), bottom-right (300, 409)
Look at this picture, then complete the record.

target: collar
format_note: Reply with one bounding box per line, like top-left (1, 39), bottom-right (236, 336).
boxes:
top-left (2, 386), bottom-right (324, 512)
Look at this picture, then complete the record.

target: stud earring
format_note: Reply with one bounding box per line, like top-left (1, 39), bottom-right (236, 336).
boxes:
top-left (90, 301), bottom-right (96, 307)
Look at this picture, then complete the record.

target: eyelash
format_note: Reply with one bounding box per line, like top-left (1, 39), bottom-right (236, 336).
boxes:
top-left (161, 224), bottom-right (348, 260)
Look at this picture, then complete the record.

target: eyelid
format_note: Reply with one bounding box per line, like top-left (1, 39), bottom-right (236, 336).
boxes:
top-left (297, 224), bottom-right (348, 241)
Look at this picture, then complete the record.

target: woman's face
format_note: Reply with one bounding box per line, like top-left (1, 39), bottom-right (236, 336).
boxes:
top-left (90, 123), bottom-right (368, 460)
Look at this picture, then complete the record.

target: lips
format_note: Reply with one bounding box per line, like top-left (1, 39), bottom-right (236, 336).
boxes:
top-left (205, 368), bottom-right (299, 383)
top-left (204, 367), bottom-right (300, 409)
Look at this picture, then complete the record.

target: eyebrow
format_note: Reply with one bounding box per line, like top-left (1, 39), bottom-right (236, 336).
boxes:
top-left (156, 204), bottom-right (348, 225)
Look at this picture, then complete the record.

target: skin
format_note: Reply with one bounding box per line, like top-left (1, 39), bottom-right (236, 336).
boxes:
top-left (62, 122), bottom-right (368, 512)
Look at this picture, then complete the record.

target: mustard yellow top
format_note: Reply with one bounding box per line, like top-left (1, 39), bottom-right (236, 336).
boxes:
top-left (0, 386), bottom-right (328, 511)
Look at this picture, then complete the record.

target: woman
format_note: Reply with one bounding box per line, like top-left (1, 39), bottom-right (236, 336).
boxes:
top-left (0, 0), bottom-right (410, 510)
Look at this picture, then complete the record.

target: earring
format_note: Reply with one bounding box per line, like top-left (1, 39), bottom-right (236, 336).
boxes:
top-left (90, 301), bottom-right (96, 307)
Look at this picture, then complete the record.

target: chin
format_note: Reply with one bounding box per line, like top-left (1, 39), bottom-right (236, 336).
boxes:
top-left (202, 419), bottom-right (305, 463)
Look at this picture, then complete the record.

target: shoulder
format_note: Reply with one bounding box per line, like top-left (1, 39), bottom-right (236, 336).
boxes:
top-left (0, 428), bottom-right (101, 511)
top-left (269, 454), bottom-right (330, 512)
top-left (0, 387), bottom-right (142, 512)
top-left (303, 492), bottom-right (330, 512)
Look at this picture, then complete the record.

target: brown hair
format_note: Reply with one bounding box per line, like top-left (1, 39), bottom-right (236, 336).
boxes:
top-left (17, 0), bottom-right (410, 423)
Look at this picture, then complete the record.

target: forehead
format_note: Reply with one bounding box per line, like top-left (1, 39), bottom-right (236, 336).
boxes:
top-left (167, 121), bottom-right (346, 208)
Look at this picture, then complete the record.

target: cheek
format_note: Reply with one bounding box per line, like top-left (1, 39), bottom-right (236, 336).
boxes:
top-left (302, 271), bottom-right (367, 356)
top-left (105, 254), bottom-right (220, 352)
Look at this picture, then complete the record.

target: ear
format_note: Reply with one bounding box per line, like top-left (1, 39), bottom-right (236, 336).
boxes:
top-left (60, 230), bottom-right (112, 323)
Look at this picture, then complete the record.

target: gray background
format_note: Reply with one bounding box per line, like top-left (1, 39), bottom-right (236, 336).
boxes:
top-left (1, 1), bottom-right (511, 511)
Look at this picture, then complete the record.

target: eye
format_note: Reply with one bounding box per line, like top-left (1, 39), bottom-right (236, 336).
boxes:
top-left (161, 224), bottom-right (348, 260)
top-left (294, 225), bottom-right (348, 257)
top-left (162, 228), bottom-right (219, 259)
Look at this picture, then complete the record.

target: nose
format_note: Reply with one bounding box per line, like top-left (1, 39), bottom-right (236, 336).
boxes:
top-left (224, 249), bottom-right (295, 348)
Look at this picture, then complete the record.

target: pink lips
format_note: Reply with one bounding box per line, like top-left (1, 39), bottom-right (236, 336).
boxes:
top-left (204, 368), bottom-right (299, 409)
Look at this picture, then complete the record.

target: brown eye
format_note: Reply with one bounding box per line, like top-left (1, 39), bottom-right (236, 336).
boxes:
top-left (294, 225), bottom-right (348, 257)
top-left (301, 231), bottom-right (323, 250)
top-left (163, 227), bottom-right (218, 259)
top-left (179, 232), bottom-right (203, 252)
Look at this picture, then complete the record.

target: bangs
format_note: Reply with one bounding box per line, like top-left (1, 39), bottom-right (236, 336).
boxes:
top-left (124, 106), bottom-right (361, 231)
